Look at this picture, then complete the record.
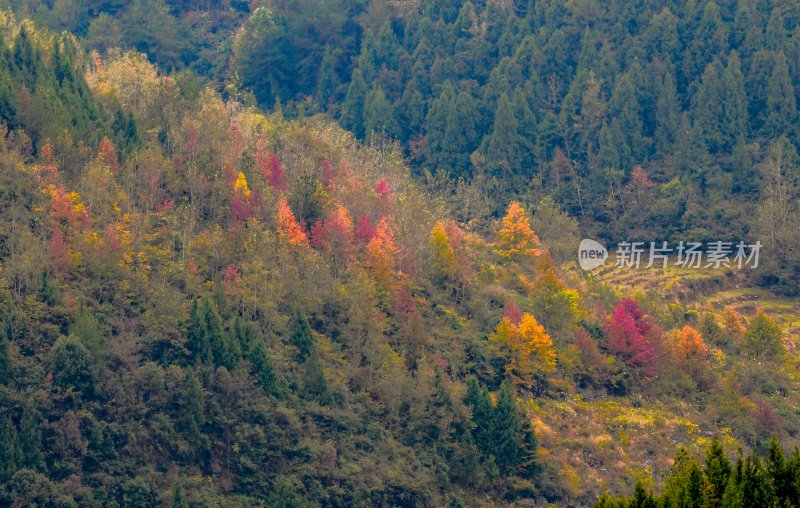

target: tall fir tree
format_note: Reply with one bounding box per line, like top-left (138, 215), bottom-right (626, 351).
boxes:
top-left (0, 415), bottom-right (20, 481)
top-left (764, 52), bottom-right (797, 139)
top-left (483, 92), bottom-right (524, 176)
top-left (340, 68), bottom-right (367, 139)
top-left (290, 310), bottom-right (314, 362)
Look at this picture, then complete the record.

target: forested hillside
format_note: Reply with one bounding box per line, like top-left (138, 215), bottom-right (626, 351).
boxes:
top-left (7, 0), bottom-right (800, 290)
top-left (232, 0), bottom-right (800, 294)
top-left (1, 2), bottom-right (800, 508)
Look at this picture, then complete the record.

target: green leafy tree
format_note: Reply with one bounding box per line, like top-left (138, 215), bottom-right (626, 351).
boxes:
top-left (50, 336), bottom-right (95, 395)
top-left (743, 309), bottom-right (784, 360)
top-left (170, 481), bottom-right (189, 508)
top-left (17, 402), bottom-right (43, 470)
top-left (303, 345), bottom-right (329, 401)
top-left (72, 302), bottom-right (104, 359)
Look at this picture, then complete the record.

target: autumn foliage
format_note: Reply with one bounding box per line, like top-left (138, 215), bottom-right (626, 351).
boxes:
top-left (491, 312), bottom-right (557, 387)
top-left (364, 217), bottom-right (399, 285)
top-left (277, 199), bottom-right (308, 247)
top-left (311, 206), bottom-right (356, 269)
top-left (669, 325), bottom-right (710, 384)
top-left (605, 298), bottom-right (658, 376)
top-left (495, 201), bottom-right (542, 261)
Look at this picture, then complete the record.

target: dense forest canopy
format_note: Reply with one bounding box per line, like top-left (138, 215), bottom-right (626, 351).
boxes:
top-left (5, 0), bottom-right (800, 293)
top-left (233, 0), bottom-right (800, 294)
top-left (1, 1), bottom-right (800, 507)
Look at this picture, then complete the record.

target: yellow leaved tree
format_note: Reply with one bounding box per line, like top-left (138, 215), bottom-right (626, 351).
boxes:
top-left (495, 201), bottom-right (542, 262)
top-left (490, 312), bottom-right (556, 387)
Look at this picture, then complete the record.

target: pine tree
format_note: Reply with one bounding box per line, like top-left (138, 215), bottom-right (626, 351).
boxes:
top-left (765, 10), bottom-right (787, 51)
top-left (187, 297), bottom-right (238, 368)
top-left (704, 437), bottom-right (732, 507)
top-left (398, 83), bottom-right (426, 144)
top-left (187, 299), bottom-right (212, 364)
top-left (441, 91), bottom-right (481, 177)
top-left (662, 448), bottom-right (703, 508)
top-left (629, 482), bottom-right (658, 508)
top-left (721, 52), bottom-right (748, 151)
top-left (597, 120), bottom-right (628, 171)
top-left (38, 269), bottom-right (57, 306)
top-left (764, 52), bottom-right (796, 138)
top-left (424, 82), bottom-right (456, 169)
top-left (363, 86), bottom-right (395, 141)
top-left (182, 369), bottom-right (206, 461)
top-left (608, 71), bottom-right (646, 165)
top-left (483, 92), bottom-right (524, 175)
top-left (463, 377), bottom-right (493, 454)
top-left (0, 415), bottom-right (20, 481)
top-left (340, 68), bottom-right (367, 139)
top-left (683, 2), bottom-right (727, 87)
top-left (767, 436), bottom-right (792, 504)
top-left (739, 454), bottom-right (776, 507)
top-left (202, 297), bottom-right (238, 369)
top-left (232, 317), bottom-right (256, 354)
top-left (249, 339), bottom-right (277, 396)
top-left (489, 382), bottom-right (524, 475)
top-left (315, 45), bottom-right (338, 109)
top-left (655, 72), bottom-right (680, 156)
top-left (693, 55), bottom-right (746, 154)
top-left (290, 310), bottom-right (313, 362)
top-left (0, 333), bottom-right (11, 386)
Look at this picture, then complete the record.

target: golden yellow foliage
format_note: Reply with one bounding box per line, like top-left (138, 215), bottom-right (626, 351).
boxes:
top-left (430, 221), bottom-right (458, 279)
top-left (491, 312), bottom-right (556, 387)
top-left (234, 171), bottom-right (251, 199)
top-left (495, 201), bottom-right (542, 260)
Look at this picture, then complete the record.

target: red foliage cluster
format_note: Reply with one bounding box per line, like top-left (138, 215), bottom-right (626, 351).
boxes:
top-left (98, 137), bottom-right (119, 173)
top-left (504, 302), bottom-right (523, 326)
top-left (375, 178), bottom-right (391, 196)
top-left (256, 141), bottom-right (289, 192)
top-left (322, 159), bottom-right (335, 190)
top-left (605, 298), bottom-right (658, 376)
top-left (310, 206), bottom-right (355, 261)
top-left (231, 196), bottom-right (253, 221)
top-left (49, 228), bottom-right (71, 274)
top-left (355, 215), bottom-right (377, 243)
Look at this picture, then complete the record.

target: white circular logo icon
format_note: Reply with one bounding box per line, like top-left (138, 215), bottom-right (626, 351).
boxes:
top-left (578, 239), bottom-right (608, 271)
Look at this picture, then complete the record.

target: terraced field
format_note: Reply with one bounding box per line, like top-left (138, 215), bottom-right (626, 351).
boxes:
top-left (592, 265), bottom-right (800, 346)
top-left (537, 264), bottom-right (800, 503)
